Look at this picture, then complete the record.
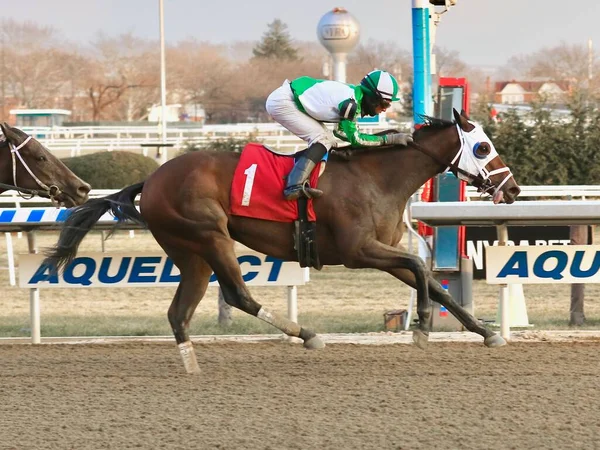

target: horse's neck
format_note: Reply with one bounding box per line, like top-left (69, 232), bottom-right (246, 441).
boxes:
top-left (0, 140), bottom-right (11, 184)
top-left (375, 138), bottom-right (451, 200)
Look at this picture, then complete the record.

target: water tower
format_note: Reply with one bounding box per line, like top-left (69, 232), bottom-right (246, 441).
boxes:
top-left (317, 7), bottom-right (360, 83)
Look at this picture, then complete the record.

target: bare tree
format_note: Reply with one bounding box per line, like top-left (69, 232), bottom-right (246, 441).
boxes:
top-left (527, 43), bottom-right (596, 87)
top-left (1, 20), bottom-right (72, 109)
top-left (234, 53), bottom-right (323, 122)
top-left (347, 39), bottom-right (411, 84)
top-left (80, 33), bottom-right (158, 121)
top-left (169, 40), bottom-right (234, 122)
top-left (434, 46), bottom-right (467, 78)
top-left (495, 54), bottom-right (531, 81)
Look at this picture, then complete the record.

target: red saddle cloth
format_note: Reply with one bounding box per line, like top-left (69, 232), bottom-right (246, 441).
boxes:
top-left (229, 143), bottom-right (320, 222)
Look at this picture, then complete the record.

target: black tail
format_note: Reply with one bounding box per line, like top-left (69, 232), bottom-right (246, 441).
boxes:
top-left (43, 182), bottom-right (146, 272)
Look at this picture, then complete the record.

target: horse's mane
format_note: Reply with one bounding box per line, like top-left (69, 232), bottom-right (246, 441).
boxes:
top-left (329, 115), bottom-right (456, 161)
top-left (413, 115), bottom-right (455, 139)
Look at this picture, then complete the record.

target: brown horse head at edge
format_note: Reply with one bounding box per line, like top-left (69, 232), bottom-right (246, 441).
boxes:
top-left (0, 123), bottom-right (91, 207)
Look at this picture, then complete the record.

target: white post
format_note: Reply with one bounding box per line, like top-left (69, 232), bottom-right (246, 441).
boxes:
top-left (158, 0), bottom-right (168, 165)
top-left (331, 53), bottom-right (347, 83)
top-left (287, 286), bottom-right (298, 323)
top-left (496, 224), bottom-right (510, 341)
top-left (27, 231), bottom-right (41, 344)
top-left (285, 285), bottom-right (300, 344)
top-left (5, 232), bottom-right (15, 286)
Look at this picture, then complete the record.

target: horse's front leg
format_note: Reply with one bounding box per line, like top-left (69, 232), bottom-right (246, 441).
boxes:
top-left (346, 240), bottom-right (432, 348)
top-left (381, 267), bottom-right (506, 347)
top-left (427, 278), bottom-right (506, 347)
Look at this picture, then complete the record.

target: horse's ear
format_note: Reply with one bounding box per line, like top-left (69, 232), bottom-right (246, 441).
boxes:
top-left (0, 122), bottom-right (18, 142)
top-left (452, 108), bottom-right (460, 122)
top-left (461, 109), bottom-right (470, 120)
top-left (453, 108), bottom-right (470, 130)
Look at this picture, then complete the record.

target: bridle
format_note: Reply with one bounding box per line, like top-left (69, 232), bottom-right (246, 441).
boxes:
top-left (3, 136), bottom-right (63, 205)
top-left (408, 124), bottom-right (513, 197)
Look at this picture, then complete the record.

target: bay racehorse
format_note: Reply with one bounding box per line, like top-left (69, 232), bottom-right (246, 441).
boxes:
top-left (0, 123), bottom-right (91, 206)
top-left (45, 109), bottom-right (520, 373)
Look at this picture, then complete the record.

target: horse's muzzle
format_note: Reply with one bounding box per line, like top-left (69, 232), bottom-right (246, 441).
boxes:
top-left (503, 185), bottom-right (521, 204)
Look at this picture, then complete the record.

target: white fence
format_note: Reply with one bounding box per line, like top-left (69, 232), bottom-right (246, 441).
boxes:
top-left (23, 122), bottom-right (408, 158)
top-left (0, 206), bottom-right (308, 343)
top-left (466, 185), bottom-right (600, 200)
top-left (1, 184), bottom-right (594, 288)
top-left (1, 185), bottom-right (598, 342)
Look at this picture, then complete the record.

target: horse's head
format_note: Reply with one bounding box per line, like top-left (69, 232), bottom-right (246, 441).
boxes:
top-left (0, 123), bottom-right (91, 206)
top-left (451, 109), bottom-right (521, 204)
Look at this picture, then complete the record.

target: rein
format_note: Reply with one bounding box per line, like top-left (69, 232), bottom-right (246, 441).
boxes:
top-left (407, 140), bottom-right (494, 194)
top-left (0, 181), bottom-right (53, 199)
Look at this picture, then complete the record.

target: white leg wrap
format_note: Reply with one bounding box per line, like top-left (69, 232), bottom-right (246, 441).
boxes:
top-left (178, 341), bottom-right (200, 374)
top-left (257, 307), bottom-right (274, 324)
top-left (257, 307), bottom-right (302, 336)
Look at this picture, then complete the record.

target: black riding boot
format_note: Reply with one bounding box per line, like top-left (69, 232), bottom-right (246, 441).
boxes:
top-left (284, 143), bottom-right (328, 201)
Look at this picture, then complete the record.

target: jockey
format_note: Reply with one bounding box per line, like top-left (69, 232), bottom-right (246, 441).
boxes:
top-left (266, 69), bottom-right (413, 200)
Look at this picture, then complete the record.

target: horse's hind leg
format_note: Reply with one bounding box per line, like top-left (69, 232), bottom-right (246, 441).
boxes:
top-left (160, 245), bottom-right (213, 374)
top-left (202, 233), bottom-right (324, 350)
top-left (349, 240), bottom-right (431, 347)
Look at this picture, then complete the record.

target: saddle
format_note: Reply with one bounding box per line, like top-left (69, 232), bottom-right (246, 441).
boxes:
top-left (261, 145), bottom-right (324, 270)
top-left (266, 146), bottom-right (323, 269)
top-left (229, 143), bottom-right (323, 270)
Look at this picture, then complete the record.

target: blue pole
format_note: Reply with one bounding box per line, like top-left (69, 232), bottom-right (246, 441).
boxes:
top-left (412, 0), bottom-right (431, 125)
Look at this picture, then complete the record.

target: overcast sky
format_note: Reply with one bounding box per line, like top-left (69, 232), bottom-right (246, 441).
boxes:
top-left (3, 0), bottom-right (599, 67)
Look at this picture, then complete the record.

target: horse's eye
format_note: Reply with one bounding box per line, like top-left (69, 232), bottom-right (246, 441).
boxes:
top-left (37, 155), bottom-right (47, 162)
top-left (473, 142), bottom-right (491, 159)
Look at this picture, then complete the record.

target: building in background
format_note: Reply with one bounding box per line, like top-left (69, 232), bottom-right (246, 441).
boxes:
top-left (10, 109), bottom-right (72, 127)
top-left (147, 103), bottom-right (205, 124)
top-left (494, 80), bottom-right (571, 105)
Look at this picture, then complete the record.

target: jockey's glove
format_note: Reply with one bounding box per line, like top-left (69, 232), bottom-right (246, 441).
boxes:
top-left (384, 133), bottom-right (413, 146)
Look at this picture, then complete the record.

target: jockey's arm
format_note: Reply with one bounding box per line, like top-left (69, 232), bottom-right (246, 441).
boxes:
top-left (336, 120), bottom-right (385, 147)
top-left (333, 124), bottom-right (350, 143)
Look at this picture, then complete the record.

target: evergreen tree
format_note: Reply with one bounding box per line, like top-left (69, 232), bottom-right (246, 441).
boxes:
top-left (585, 107), bottom-right (600, 184)
top-left (471, 96), bottom-right (498, 140)
top-left (493, 109), bottom-right (533, 183)
top-left (252, 19), bottom-right (298, 61)
top-left (563, 93), bottom-right (592, 184)
top-left (489, 99), bottom-right (600, 186)
top-left (527, 103), bottom-right (571, 184)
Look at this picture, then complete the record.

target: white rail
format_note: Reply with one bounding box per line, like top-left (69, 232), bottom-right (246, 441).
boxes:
top-left (23, 122), bottom-right (408, 158)
top-left (0, 189), bottom-right (122, 207)
top-left (2, 185), bottom-right (598, 207)
top-left (466, 185), bottom-right (600, 200)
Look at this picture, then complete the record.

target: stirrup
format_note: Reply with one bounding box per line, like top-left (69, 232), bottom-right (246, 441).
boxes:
top-left (284, 182), bottom-right (323, 201)
top-left (301, 181), bottom-right (323, 199)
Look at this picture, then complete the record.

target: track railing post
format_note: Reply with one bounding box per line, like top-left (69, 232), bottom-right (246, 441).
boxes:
top-left (27, 231), bottom-right (41, 344)
top-left (496, 224), bottom-right (510, 341)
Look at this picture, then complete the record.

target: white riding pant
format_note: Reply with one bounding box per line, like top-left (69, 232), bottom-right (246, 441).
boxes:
top-left (265, 80), bottom-right (337, 153)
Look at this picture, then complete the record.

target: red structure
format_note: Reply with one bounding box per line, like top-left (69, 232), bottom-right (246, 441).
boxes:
top-left (418, 76), bottom-right (470, 258)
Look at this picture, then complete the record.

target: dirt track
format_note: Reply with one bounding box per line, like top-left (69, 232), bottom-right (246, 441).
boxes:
top-left (1, 341), bottom-right (600, 450)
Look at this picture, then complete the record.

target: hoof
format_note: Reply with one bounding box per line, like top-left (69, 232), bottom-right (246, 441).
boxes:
top-left (185, 366), bottom-right (201, 375)
top-left (484, 334), bottom-right (507, 348)
top-left (303, 335), bottom-right (325, 350)
top-left (412, 329), bottom-right (429, 349)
